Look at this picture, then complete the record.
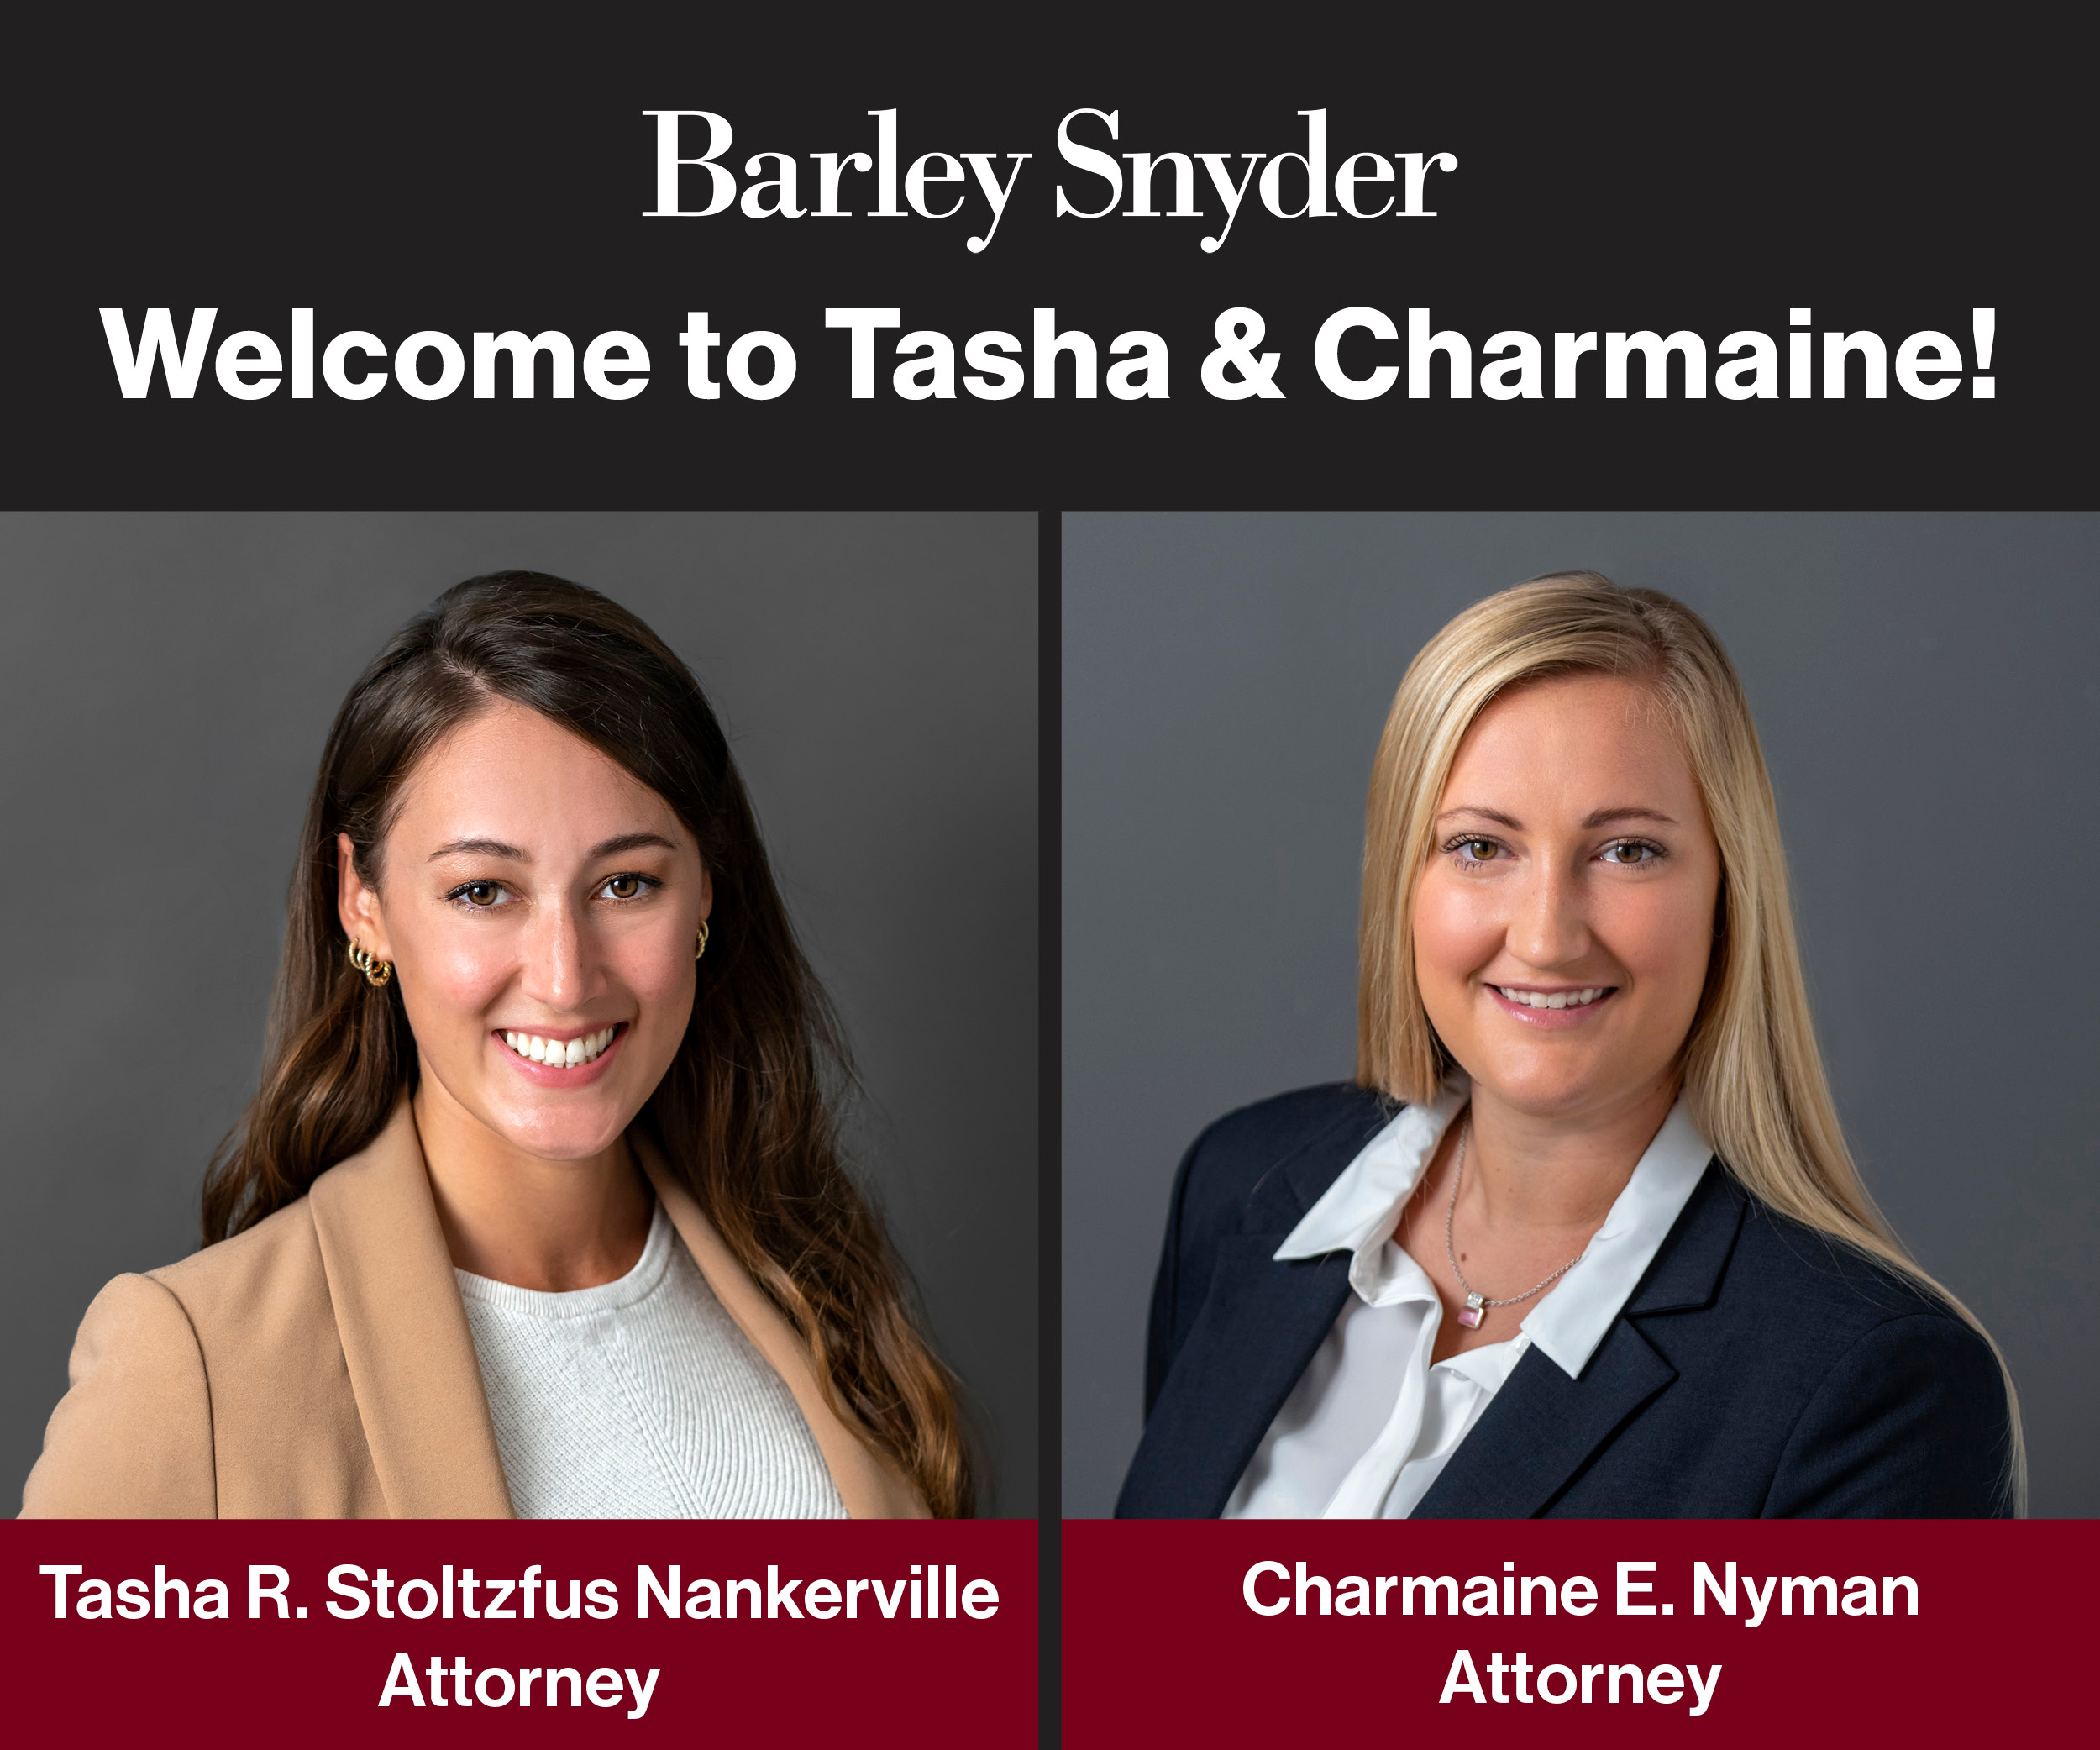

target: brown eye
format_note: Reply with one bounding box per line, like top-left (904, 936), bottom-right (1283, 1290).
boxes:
top-left (604, 874), bottom-right (642, 900)
top-left (464, 881), bottom-right (502, 907)
top-left (1462, 839), bottom-right (1499, 861)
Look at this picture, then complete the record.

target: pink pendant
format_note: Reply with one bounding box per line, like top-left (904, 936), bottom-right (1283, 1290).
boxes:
top-left (1457, 1293), bottom-right (1485, 1329)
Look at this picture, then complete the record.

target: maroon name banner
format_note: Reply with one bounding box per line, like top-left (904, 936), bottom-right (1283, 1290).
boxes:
top-left (1063, 1520), bottom-right (2087, 1744)
top-left (5, 1519), bottom-right (1035, 1744)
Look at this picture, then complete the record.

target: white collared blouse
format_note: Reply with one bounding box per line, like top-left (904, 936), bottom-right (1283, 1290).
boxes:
top-left (1224, 1084), bottom-right (1713, 1519)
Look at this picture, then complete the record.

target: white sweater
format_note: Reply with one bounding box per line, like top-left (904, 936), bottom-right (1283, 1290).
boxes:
top-left (455, 1202), bottom-right (846, 1518)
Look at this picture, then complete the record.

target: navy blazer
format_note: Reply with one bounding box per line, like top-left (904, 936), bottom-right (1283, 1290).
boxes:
top-left (1116, 1084), bottom-right (2013, 1518)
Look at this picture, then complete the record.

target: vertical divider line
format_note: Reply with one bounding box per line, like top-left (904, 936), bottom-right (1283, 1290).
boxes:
top-left (1036, 508), bottom-right (1063, 1747)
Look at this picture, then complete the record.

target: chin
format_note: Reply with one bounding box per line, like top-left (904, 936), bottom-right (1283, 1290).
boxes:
top-left (1466, 1054), bottom-right (1624, 1119)
top-left (493, 1104), bottom-right (633, 1164)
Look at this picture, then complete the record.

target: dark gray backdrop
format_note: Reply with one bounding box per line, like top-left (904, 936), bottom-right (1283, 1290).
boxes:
top-left (1063, 511), bottom-right (2099, 1518)
top-left (2, 511), bottom-right (1037, 1516)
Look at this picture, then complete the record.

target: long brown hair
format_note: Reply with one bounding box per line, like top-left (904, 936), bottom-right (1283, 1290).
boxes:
top-left (1357, 572), bottom-right (2023, 1511)
top-left (202, 571), bottom-right (974, 1516)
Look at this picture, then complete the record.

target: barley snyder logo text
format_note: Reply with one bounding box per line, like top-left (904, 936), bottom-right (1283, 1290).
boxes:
top-left (643, 107), bottom-right (1457, 254)
top-left (1242, 1557), bottom-right (1924, 1718)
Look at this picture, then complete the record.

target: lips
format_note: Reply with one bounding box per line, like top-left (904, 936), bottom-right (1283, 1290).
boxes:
top-left (1488, 984), bottom-right (1619, 1026)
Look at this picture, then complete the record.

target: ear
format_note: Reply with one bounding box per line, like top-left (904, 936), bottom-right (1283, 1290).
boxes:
top-left (337, 832), bottom-right (394, 960)
top-left (697, 862), bottom-right (713, 926)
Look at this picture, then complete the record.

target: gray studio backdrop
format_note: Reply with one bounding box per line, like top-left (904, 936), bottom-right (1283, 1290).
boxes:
top-left (1, 511), bottom-right (1037, 1516)
top-left (1063, 511), bottom-right (2099, 1518)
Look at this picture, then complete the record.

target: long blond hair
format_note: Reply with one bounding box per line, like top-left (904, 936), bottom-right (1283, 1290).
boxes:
top-left (1357, 571), bottom-right (2024, 1511)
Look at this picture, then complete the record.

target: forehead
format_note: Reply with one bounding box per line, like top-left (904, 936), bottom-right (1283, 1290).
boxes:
top-left (389, 699), bottom-right (685, 846)
top-left (1443, 672), bottom-right (1698, 809)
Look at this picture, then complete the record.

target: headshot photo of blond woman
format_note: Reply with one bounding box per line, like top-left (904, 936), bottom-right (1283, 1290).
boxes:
top-left (1063, 512), bottom-right (2098, 1521)
top-left (4, 512), bottom-right (1037, 1520)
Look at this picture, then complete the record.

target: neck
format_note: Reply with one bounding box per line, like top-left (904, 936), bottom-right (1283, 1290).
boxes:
top-left (1460, 1074), bottom-right (1680, 1236)
top-left (412, 1071), bottom-right (654, 1292)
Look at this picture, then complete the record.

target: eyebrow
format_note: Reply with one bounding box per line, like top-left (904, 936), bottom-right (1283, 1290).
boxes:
top-left (1436, 805), bottom-right (1680, 830)
top-left (428, 837), bottom-right (523, 861)
top-left (426, 831), bottom-right (680, 863)
top-left (588, 832), bottom-right (680, 858)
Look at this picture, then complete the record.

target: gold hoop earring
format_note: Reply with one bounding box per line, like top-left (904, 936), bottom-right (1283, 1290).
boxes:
top-left (347, 939), bottom-right (394, 987)
top-left (695, 919), bottom-right (710, 961)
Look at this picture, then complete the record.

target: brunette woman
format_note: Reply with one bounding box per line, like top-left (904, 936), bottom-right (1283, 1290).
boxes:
top-left (25, 572), bottom-right (968, 1518)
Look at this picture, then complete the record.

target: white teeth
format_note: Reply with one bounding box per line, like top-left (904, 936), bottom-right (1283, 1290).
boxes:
top-left (503, 1027), bottom-right (617, 1067)
top-left (1499, 986), bottom-right (1607, 1010)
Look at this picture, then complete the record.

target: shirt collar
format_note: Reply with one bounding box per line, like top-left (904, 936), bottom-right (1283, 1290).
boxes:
top-left (1274, 1080), bottom-right (1469, 1272)
top-left (1273, 1085), bottom-right (1713, 1380)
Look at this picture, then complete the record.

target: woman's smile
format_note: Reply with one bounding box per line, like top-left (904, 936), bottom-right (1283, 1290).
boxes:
top-left (496, 1022), bottom-right (629, 1082)
top-left (1487, 983), bottom-right (1619, 1027)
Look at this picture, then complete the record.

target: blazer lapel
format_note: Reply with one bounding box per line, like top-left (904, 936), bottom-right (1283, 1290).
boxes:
top-left (1411, 1164), bottom-right (1747, 1518)
top-left (1410, 1322), bottom-right (1677, 1517)
top-left (1117, 1238), bottom-right (1356, 1517)
top-left (1120, 1088), bottom-right (1398, 1518)
top-left (307, 1101), bottom-right (515, 1519)
top-left (636, 1137), bottom-right (930, 1520)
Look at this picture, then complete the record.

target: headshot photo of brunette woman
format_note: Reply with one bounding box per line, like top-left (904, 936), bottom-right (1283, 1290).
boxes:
top-left (3, 512), bottom-right (1037, 1518)
top-left (1063, 512), bottom-right (2100, 1521)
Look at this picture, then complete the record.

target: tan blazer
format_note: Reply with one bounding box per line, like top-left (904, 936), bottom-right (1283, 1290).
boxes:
top-left (20, 1101), bottom-right (927, 1519)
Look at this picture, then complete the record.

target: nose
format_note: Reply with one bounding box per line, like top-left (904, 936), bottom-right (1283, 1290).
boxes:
top-left (516, 897), bottom-right (598, 1011)
top-left (1508, 854), bottom-right (1592, 970)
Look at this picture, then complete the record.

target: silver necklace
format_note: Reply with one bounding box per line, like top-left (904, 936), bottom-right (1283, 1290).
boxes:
top-left (1442, 1115), bottom-right (1589, 1329)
